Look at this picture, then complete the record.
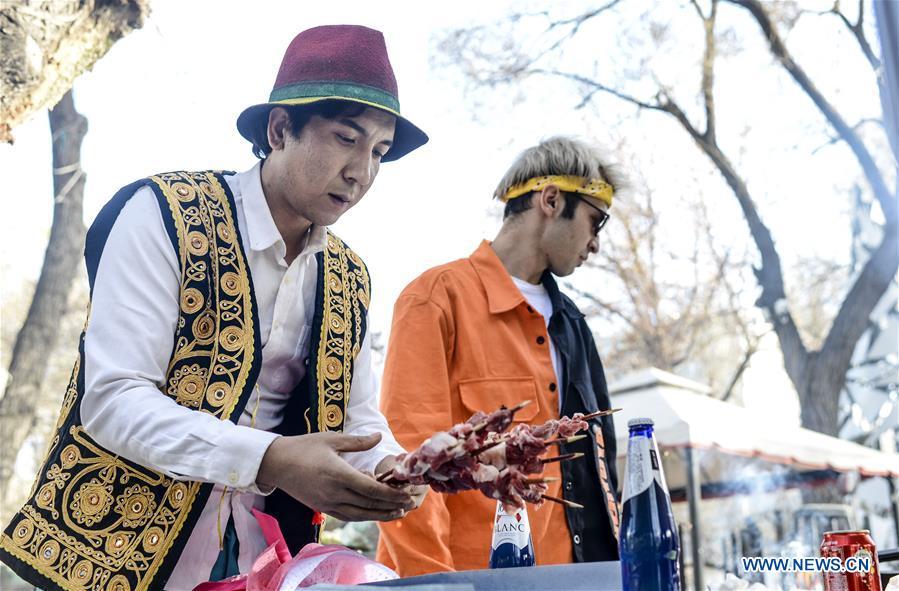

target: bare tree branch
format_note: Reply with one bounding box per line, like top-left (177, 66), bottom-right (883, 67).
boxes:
top-left (811, 117), bottom-right (886, 155)
top-left (719, 342), bottom-right (758, 402)
top-left (536, 22), bottom-right (813, 400)
top-left (535, 57), bottom-right (813, 380)
top-left (567, 286), bottom-right (641, 331)
top-left (796, 1), bottom-right (879, 70)
top-left (832, 0), bottom-right (881, 71)
top-left (726, 0), bottom-right (895, 222)
top-left (689, 0), bottom-right (707, 21)
top-left (547, 0), bottom-right (623, 32)
top-left (725, 0), bottom-right (898, 429)
top-left (537, 0), bottom-right (624, 61)
top-left (692, 0), bottom-right (719, 142)
top-left (532, 68), bottom-right (667, 112)
top-left (820, 227), bottom-right (898, 374)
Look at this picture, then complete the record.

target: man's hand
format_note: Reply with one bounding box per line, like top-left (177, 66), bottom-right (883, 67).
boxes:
top-left (257, 432), bottom-right (415, 522)
top-left (375, 454), bottom-right (428, 511)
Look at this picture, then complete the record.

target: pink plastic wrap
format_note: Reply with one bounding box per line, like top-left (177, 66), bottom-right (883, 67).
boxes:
top-left (192, 510), bottom-right (398, 591)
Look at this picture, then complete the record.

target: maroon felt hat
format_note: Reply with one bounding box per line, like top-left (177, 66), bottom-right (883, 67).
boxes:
top-left (237, 25), bottom-right (428, 162)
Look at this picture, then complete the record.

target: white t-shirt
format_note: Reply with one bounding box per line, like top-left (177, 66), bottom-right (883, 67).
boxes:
top-left (510, 276), bottom-right (563, 413)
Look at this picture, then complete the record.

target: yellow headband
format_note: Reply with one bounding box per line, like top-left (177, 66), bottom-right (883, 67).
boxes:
top-left (501, 175), bottom-right (614, 207)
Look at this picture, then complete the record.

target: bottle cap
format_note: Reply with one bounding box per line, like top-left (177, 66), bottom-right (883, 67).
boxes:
top-left (627, 417), bottom-right (654, 428)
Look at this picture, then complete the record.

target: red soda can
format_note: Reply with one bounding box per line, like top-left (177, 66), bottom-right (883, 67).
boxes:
top-left (820, 529), bottom-right (881, 591)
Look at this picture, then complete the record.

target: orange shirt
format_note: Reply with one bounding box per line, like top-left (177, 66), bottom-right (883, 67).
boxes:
top-left (377, 241), bottom-right (575, 575)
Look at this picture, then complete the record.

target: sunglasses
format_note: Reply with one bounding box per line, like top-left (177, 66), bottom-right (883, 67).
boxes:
top-left (577, 196), bottom-right (611, 235)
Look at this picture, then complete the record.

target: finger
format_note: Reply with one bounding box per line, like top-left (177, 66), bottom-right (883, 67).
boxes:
top-left (317, 464), bottom-right (415, 510)
top-left (329, 432), bottom-right (381, 453)
top-left (403, 484), bottom-right (428, 505)
top-left (332, 462), bottom-right (415, 503)
top-left (341, 487), bottom-right (416, 512)
top-left (346, 474), bottom-right (416, 505)
top-left (330, 504), bottom-right (406, 523)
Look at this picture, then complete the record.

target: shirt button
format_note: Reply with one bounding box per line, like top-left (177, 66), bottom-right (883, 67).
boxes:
top-left (536, 336), bottom-right (545, 345)
top-left (573, 534), bottom-right (581, 545)
top-left (228, 471), bottom-right (239, 485)
top-left (565, 481), bottom-right (573, 491)
top-left (549, 382), bottom-right (557, 392)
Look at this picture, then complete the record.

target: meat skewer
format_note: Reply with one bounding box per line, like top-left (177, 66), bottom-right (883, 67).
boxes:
top-left (376, 401), bottom-right (537, 482)
top-left (375, 402), bottom-right (613, 508)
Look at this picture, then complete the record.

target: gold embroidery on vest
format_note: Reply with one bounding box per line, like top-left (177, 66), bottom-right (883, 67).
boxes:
top-left (156, 171), bottom-right (256, 423)
top-left (0, 171), bottom-right (256, 591)
top-left (315, 232), bottom-right (370, 432)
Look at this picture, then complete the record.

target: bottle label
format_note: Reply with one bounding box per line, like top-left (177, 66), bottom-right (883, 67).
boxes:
top-left (491, 503), bottom-right (531, 549)
top-left (622, 436), bottom-right (654, 503)
top-left (650, 445), bottom-right (669, 491)
top-left (622, 436), bottom-right (671, 503)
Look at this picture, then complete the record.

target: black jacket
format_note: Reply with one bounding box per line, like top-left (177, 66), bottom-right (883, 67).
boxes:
top-left (543, 271), bottom-right (620, 562)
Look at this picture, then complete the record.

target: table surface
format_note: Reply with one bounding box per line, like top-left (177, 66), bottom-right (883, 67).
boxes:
top-left (366, 561), bottom-right (623, 591)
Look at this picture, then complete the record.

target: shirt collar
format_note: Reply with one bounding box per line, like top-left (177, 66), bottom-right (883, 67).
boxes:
top-left (468, 240), bottom-right (584, 319)
top-left (540, 270), bottom-right (585, 320)
top-left (238, 161), bottom-right (327, 256)
top-left (469, 240), bottom-right (526, 315)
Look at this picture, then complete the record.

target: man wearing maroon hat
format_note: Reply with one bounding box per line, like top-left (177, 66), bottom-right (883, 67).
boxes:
top-left (0, 25), bottom-right (428, 591)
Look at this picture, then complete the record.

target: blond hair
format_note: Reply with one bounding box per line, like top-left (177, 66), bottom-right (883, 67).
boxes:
top-left (493, 136), bottom-right (623, 202)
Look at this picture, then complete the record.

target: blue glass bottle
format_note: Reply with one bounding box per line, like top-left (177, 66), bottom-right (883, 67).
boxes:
top-left (489, 501), bottom-right (535, 568)
top-left (619, 418), bottom-right (682, 591)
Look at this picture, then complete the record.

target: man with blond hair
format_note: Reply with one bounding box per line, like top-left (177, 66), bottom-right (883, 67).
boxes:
top-left (377, 136), bottom-right (622, 575)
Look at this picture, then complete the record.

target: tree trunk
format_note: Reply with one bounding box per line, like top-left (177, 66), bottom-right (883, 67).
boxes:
top-left (796, 356), bottom-right (843, 437)
top-left (793, 355), bottom-right (850, 503)
top-left (0, 90), bottom-right (87, 516)
top-left (0, 0), bottom-right (149, 142)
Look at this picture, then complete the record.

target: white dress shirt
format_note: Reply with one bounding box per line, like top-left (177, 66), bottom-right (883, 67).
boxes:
top-left (82, 162), bottom-right (404, 590)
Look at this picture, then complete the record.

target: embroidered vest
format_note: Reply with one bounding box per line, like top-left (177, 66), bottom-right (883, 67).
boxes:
top-left (0, 171), bottom-right (370, 591)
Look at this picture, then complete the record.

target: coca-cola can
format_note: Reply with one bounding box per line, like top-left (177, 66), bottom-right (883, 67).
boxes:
top-left (820, 529), bottom-right (881, 591)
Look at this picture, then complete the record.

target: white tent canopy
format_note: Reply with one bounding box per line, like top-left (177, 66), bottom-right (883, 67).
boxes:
top-left (608, 368), bottom-right (899, 494)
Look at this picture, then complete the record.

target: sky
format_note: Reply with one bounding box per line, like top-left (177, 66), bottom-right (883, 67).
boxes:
top-left (0, 0), bottom-right (891, 426)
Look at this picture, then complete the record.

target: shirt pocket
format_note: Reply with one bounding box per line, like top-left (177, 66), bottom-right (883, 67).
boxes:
top-left (458, 376), bottom-right (540, 423)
